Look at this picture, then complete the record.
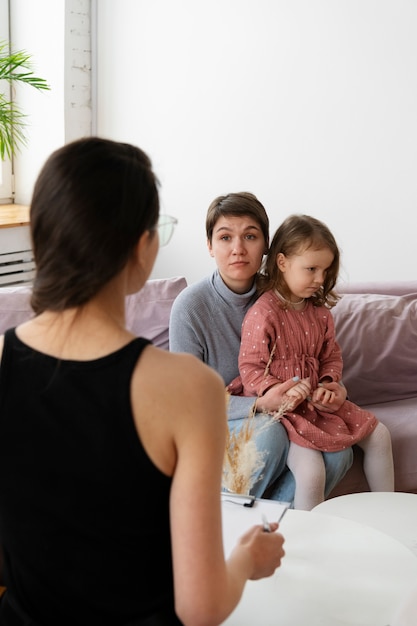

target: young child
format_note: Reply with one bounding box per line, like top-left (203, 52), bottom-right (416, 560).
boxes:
top-left (231, 214), bottom-right (394, 510)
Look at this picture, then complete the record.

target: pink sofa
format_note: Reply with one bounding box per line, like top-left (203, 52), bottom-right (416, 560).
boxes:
top-left (0, 277), bottom-right (416, 497)
top-left (328, 281), bottom-right (417, 497)
top-left (0, 277), bottom-right (187, 351)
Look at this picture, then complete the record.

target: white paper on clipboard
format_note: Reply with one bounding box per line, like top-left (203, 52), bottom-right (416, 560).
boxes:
top-left (221, 495), bottom-right (290, 557)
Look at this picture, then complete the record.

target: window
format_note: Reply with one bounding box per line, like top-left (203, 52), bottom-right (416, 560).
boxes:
top-left (0, 0), bottom-right (13, 202)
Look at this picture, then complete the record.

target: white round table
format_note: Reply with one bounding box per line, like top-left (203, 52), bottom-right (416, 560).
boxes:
top-left (312, 491), bottom-right (417, 557)
top-left (221, 499), bottom-right (417, 626)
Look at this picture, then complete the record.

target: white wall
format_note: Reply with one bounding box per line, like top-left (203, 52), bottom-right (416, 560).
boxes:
top-left (96, 0), bottom-right (417, 286)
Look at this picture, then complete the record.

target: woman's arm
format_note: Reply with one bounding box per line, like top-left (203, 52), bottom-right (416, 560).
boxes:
top-left (168, 355), bottom-right (285, 625)
top-left (133, 349), bottom-right (285, 626)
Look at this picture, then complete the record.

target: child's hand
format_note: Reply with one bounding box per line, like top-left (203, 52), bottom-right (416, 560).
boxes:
top-left (285, 377), bottom-right (311, 408)
top-left (309, 381), bottom-right (346, 412)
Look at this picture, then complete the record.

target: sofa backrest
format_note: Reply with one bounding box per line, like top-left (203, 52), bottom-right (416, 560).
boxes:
top-left (337, 280), bottom-right (417, 296)
top-left (0, 285), bottom-right (32, 333)
top-left (333, 282), bottom-right (417, 406)
top-left (0, 276), bottom-right (187, 350)
top-left (125, 276), bottom-right (187, 349)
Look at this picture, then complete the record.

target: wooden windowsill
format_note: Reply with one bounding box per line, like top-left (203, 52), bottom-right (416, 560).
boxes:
top-left (0, 204), bottom-right (30, 229)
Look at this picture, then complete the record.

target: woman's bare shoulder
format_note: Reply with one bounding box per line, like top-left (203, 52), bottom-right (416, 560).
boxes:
top-left (133, 345), bottom-right (226, 419)
top-left (131, 345), bottom-right (227, 476)
top-left (142, 345), bottom-right (224, 391)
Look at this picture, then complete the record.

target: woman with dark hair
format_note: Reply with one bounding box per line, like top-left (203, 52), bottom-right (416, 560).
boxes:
top-left (0, 139), bottom-right (285, 626)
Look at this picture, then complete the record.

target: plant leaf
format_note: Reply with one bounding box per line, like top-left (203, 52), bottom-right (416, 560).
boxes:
top-left (0, 39), bottom-right (50, 159)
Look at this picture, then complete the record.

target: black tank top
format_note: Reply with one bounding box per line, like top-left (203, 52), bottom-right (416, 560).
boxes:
top-left (0, 329), bottom-right (180, 625)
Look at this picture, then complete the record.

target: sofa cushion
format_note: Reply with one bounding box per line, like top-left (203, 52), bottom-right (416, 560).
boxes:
top-left (333, 291), bottom-right (417, 406)
top-left (126, 276), bottom-right (187, 349)
top-left (329, 396), bottom-right (417, 496)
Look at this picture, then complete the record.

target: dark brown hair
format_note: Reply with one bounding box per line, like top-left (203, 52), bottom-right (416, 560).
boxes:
top-left (205, 191), bottom-right (269, 248)
top-left (258, 214), bottom-right (340, 308)
top-left (30, 137), bottom-right (159, 314)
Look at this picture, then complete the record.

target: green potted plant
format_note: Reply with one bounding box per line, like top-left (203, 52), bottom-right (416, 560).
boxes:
top-left (0, 39), bottom-right (50, 160)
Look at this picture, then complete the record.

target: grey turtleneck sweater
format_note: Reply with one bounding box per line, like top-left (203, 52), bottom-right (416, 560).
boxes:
top-left (169, 270), bottom-right (258, 420)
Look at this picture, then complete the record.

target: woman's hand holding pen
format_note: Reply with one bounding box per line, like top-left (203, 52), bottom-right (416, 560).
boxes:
top-left (231, 523), bottom-right (285, 580)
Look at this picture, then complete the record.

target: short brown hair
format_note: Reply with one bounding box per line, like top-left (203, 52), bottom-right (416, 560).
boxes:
top-left (205, 192), bottom-right (269, 248)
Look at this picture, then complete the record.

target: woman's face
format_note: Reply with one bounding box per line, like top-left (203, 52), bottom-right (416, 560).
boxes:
top-left (207, 215), bottom-right (267, 293)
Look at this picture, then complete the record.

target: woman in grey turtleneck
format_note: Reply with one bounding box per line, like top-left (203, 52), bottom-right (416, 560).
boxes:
top-left (169, 192), bottom-right (353, 503)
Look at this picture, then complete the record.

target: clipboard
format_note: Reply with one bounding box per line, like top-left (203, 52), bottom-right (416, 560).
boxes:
top-left (221, 491), bottom-right (256, 507)
top-left (221, 492), bottom-right (291, 522)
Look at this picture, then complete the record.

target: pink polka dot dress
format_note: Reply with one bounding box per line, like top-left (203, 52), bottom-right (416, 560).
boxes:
top-left (231, 290), bottom-right (378, 452)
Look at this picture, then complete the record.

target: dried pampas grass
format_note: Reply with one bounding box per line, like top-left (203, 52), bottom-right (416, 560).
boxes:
top-left (222, 340), bottom-right (296, 494)
top-left (263, 341), bottom-right (296, 421)
top-left (222, 394), bottom-right (272, 495)
top-left (270, 397), bottom-right (295, 421)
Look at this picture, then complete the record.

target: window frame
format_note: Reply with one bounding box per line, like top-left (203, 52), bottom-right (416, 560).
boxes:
top-left (0, 0), bottom-right (13, 203)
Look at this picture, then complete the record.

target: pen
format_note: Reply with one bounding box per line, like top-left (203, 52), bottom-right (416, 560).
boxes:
top-left (262, 513), bottom-right (271, 532)
top-left (262, 506), bottom-right (289, 531)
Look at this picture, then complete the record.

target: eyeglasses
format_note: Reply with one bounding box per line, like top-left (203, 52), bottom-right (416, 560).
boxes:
top-left (154, 214), bottom-right (178, 247)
